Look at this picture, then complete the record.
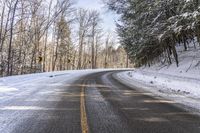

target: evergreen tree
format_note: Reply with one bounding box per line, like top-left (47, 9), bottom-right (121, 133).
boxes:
top-left (105, 0), bottom-right (200, 67)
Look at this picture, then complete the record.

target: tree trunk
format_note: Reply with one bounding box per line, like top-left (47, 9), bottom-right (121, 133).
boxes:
top-left (172, 45), bottom-right (179, 67)
top-left (7, 0), bottom-right (19, 76)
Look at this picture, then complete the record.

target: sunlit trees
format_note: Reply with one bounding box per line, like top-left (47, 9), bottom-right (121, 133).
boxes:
top-left (0, 0), bottom-right (129, 77)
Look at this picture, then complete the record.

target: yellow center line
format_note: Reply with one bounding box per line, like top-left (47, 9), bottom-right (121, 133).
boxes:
top-left (80, 81), bottom-right (89, 133)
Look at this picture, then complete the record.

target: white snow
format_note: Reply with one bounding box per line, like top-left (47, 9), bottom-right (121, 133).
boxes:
top-left (115, 42), bottom-right (200, 114)
top-left (0, 69), bottom-right (119, 103)
top-left (116, 70), bottom-right (200, 114)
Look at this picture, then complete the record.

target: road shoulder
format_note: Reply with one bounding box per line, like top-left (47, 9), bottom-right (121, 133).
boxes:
top-left (113, 71), bottom-right (200, 116)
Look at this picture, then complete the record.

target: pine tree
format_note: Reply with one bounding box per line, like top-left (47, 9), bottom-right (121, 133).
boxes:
top-left (105, 0), bottom-right (200, 67)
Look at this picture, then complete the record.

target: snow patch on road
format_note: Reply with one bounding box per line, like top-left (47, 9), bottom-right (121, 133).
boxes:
top-left (0, 86), bottom-right (18, 93)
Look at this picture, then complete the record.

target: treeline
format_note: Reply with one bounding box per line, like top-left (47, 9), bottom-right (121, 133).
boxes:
top-left (105, 0), bottom-right (200, 67)
top-left (0, 0), bottom-right (129, 77)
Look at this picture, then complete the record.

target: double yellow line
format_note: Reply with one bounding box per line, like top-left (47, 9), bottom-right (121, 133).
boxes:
top-left (80, 82), bottom-right (89, 133)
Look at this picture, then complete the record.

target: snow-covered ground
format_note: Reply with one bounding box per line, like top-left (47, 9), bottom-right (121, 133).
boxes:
top-left (140, 44), bottom-right (200, 79)
top-left (0, 69), bottom-right (116, 103)
top-left (115, 43), bottom-right (200, 114)
top-left (116, 70), bottom-right (200, 105)
top-left (0, 68), bottom-right (134, 103)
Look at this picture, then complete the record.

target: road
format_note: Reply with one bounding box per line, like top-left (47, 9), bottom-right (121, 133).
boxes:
top-left (1, 71), bottom-right (200, 133)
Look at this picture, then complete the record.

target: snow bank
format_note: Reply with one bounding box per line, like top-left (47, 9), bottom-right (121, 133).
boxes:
top-left (115, 44), bottom-right (200, 113)
top-left (115, 70), bottom-right (200, 113)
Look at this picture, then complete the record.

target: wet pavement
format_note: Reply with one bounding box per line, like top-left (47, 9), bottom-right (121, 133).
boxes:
top-left (1, 71), bottom-right (200, 133)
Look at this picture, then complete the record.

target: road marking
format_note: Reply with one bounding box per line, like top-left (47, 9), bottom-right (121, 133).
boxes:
top-left (80, 81), bottom-right (89, 133)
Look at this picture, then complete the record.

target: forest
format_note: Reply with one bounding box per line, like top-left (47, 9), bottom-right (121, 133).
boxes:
top-left (1, 0), bottom-right (199, 77)
top-left (105, 0), bottom-right (200, 67)
top-left (0, 0), bottom-right (129, 77)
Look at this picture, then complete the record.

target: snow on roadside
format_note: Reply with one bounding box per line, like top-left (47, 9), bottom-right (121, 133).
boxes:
top-left (0, 68), bottom-right (132, 92)
top-left (114, 40), bottom-right (200, 113)
top-left (0, 69), bottom-right (97, 86)
top-left (0, 69), bottom-right (114, 102)
top-left (0, 69), bottom-right (129, 95)
top-left (115, 70), bottom-right (200, 113)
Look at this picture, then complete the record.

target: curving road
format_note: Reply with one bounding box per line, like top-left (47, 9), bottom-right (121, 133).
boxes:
top-left (1, 71), bottom-right (200, 133)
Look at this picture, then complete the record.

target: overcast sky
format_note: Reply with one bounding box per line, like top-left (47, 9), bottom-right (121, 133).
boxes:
top-left (75, 0), bottom-right (118, 32)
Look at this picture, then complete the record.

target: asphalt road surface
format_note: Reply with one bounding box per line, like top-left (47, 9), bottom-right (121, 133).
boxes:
top-left (1, 71), bottom-right (200, 133)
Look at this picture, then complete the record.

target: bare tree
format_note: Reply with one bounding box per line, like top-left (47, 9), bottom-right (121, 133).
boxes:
top-left (0, 0), bottom-right (130, 77)
top-left (90, 10), bottom-right (101, 69)
top-left (7, 0), bottom-right (19, 75)
top-left (77, 9), bottom-right (92, 69)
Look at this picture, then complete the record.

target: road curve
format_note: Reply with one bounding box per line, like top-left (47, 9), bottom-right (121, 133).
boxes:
top-left (1, 71), bottom-right (200, 133)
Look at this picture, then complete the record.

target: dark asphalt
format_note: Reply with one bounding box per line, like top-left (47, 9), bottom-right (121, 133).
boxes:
top-left (1, 71), bottom-right (200, 133)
